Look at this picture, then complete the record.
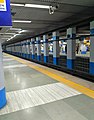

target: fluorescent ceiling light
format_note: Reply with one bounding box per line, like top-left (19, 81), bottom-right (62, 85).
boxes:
top-left (0, 33), bottom-right (16, 35)
top-left (10, 3), bottom-right (50, 9)
top-left (1, 38), bottom-right (9, 39)
top-left (14, 34), bottom-right (18, 37)
top-left (25, 4), bottom-right (49, 9)
top-left (12, 34), bottom-right (21, 38)
top-left (10, 3), bottom-right (24, 7)
top-left (2, 36), bottom-right (12, 38)
top-left (12, 20), bottom-right (32, 23)
top-left (7, 39), bottom-right (11, 41)
top-left (2, 35), bottom-right (13, 37)
top-left (10, 28), bottom-right (22, 31)
top-left (18, 30), bottom-right (29, 34)
top-left (7, 34), bottom-right (21, 41)
top-left (18, 30), bottom-right (24, 34)
top-left (0, 33), bottom-right (15, 35)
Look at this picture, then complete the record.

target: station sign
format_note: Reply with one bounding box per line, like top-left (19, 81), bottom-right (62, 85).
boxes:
top-left (0, 0), bottom-right (12, 27)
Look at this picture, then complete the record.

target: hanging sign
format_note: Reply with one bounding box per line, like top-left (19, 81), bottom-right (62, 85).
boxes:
top-left (0, 0), bottom-right (12, 27)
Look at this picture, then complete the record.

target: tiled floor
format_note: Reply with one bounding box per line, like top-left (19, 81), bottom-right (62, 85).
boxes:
top-left (0, 83), bottom-right (81, 116)
top-left (30, 60), bottom-right (94, 90)
top-left (0, 54), bottom-right (94, 120)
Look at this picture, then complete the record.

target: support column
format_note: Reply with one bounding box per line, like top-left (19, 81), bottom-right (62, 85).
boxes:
top-left (18, 43), bottom-right (21, 56)
top-left (26, 40), bottom-right (30, 59)
top-left (67, 27), bottom-right (76, 69)
top-left (18, 43), bottom-right (20, 56)
top-left (36, 37), bottom-right (41, 61)
top-left (22, 42), bottom-right (25, 58)
top-left (90, 21), bottom-right (94, 75)
top-left (53, 31), bottom-right (60, 65)
top-left (0, 42), bottom-right (7, 109)
top-left (20, 42), bottom-right (22, 57)
top-left (24, 42), bottom-right (27, 58)
top-left (31, 38), bottom-right (35, 59)
top-left (43, 35), bottom-right (49, 63)
top-left (22, 42), bottom-right (24, 57)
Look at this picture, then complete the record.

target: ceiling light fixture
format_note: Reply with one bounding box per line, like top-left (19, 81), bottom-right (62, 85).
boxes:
top-left (7, 39), bottom-right (11, 41)
top-left (25, 4), bottom-right (49, 9)
top-left (1, 36), bottom-right (13, 38)
top-left (7, 34), bottom-right (21, 41)
top-left (10, 28), bottom-right (22, 31)
top-left (1, 38), bottom-right (10, 39)
top-left (18, 30), bottom-right (29, 34)
top-left (0, 33), bottom-right (15, 35)
top-left (10, 3), bottom-right (24, 7)
top-left (10, 3), bottom-right (50, 9)
top-left (12, 20), bottom-right (32, 23)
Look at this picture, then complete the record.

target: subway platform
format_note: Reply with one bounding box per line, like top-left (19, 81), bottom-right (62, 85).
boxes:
top-left (0, 53), bottom-right (94, 120)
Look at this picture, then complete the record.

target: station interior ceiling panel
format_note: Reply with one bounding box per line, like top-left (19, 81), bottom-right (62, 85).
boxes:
top-left (1, 0), bottom-right (94, 44)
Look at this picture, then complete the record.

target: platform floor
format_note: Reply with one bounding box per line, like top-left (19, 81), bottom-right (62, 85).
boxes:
top-left (0, 53), bottom-right (94, 120)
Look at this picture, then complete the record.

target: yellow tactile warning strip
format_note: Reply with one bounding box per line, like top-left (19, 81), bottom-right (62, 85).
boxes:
top-left (4, 53), bottom-right (94, 99)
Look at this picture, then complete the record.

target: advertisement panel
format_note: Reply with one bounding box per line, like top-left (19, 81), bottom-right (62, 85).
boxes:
top-left (0, 0), bottom-right (7, 11)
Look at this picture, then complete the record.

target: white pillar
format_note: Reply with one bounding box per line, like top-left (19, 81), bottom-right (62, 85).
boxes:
top-left (31, 38), bottom-right (35, 59)
top-left (26, 40), bottom-right (30, 59)
top-left (67, 27), bottom-right (76, 69)
top-left (24, 41), bottom-right (27, 58)
top-left (22, 41), bottom-right (26, 58)
top-left (43, 35), bottom-right (49, 63)
top-left (22, 41), bottom-right (24, 57)
top-left (0, 42), bottom-right (7, 109)
top-left (36, 37), bottom-right (41, 61)
top-left (19, 42), bottom-right (22, 56)
top-left (90, 21), bottom-right (94, 74)
top-left (52, 31), bottom-right (60, 65)
top-left (20, 42), bottom-right (22, 57)
top-left (18, 42), bottom-right (20, 56)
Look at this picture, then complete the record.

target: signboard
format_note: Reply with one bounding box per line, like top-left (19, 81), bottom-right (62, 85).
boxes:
top-left (0, 0), bottom-right (6, 11)
top-left (0, 0), bottom-right (12, 27)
